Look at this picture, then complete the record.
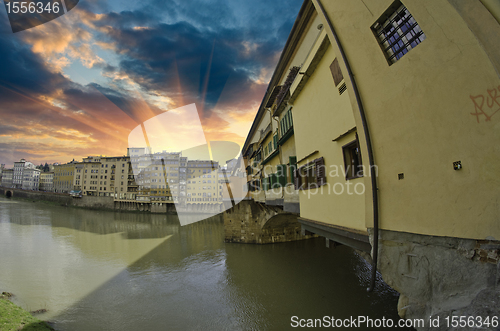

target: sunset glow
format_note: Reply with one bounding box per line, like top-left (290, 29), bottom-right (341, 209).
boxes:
top-left (0, 0), bottom-right (303, 166)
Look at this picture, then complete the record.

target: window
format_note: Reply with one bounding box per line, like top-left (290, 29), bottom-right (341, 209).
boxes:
top-left (342, 138), bottom-right (363, 180)
top-left (280, 109), bottom-right (293, 138)
top-left (372, 1), bottom-right (425, 65)
top-left (293, 157), bottom-right (326, 190)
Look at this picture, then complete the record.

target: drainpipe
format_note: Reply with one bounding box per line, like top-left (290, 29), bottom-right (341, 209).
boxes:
top-left (315, 0), bottom-right (380, 292)
top-left (272, 113), bottom-right (285, 199)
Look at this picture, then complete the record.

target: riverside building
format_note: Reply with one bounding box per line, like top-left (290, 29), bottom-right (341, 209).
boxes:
top-left (240, 0), bottom-right (500, 323)
top-left (39, 172), bottom-right (54, 192)
top-left (21, 168), bottom-right (40, 191)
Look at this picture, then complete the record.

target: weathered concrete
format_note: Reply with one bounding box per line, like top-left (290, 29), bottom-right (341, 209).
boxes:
top-left (374, 229), bottom-right (499, 330)
top-left (223, 199), bottom-right (315, 244)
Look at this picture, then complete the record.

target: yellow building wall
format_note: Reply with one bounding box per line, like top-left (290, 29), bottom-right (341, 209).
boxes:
top-left (278, 13), bottom-right (323, 85)
top-left (54, 163), bottom-right (76, 192)
top-left (317, 0), bottom-right (500, 240)
top-left (293, 43), bottom-right (366, 232)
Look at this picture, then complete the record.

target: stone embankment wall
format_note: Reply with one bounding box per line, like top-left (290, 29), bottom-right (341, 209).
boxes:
top-left (223, 199), bottom-right (315, 244)
top-left (1, 187), bottom-right (73, 204)
top-left (73, 195), bottom-right (115, 209)
top-left (0, 187), bottom-right (172, 213)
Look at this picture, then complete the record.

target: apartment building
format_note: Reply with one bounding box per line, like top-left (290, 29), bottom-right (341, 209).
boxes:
top-left (54, 162), bottom-right (77, 193)
top-left (81, 156), bottom-right (137, 199)
top-left (186, 160), bottom-right (221, 209)
top-left (135, 152), bottom-right (180, 203)
top-left (22, 168), bottom-right (40, 191)
top-left (39, 172), bottom-right (54, 192)
top-left (13, 159), bottom-right (35, 189)
top-left (1, 169), bottom-right (13, 187)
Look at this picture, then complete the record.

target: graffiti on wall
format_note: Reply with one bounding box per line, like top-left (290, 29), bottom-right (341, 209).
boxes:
top-left (470, 85), bottom-right (500, 123)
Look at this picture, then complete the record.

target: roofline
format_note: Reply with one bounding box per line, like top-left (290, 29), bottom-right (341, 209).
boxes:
top-left (242, 0), bottom-right (315, 154)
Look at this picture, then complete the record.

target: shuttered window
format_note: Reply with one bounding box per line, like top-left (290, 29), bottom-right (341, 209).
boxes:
top-left (269, 173), bottom-right (278, 189)
top-left (276, 164), bottom-right (287, 187)
top-left (289, 156), bottom-right (297, 186)
top-left (247, 179), bottom-right (261, 192)
top-left (262, 177), bottom-right (269, 191)
top-left (280, 109), bottom-right (294, 138)
top-left (293, 157), bottom-right (327, 190)
top-left (342, 138), bottom-right (363, 180)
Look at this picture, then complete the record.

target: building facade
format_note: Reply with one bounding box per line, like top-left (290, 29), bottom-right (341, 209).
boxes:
top-left (39, 172), bottom-right (54, 192)
top-left (241, 0), bottom-right (500, 324)
top-left (13, 159), bottom-right (35, 189)
top-left (22, 168), bottom-right (40, 191)
top-left (1, 169), bottom-right (13, 188)
top-left (53, 162), bottom-right (77, 193)
top-left (186, 160), bottom-right (221, 210)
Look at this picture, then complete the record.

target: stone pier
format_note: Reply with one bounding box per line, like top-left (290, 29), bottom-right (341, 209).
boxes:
top-left (223, 199), bottom-right (315, 244)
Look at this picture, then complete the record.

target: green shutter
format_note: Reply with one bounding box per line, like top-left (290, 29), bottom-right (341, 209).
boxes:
top-left (269, 173), bottom-right (278, 188)
top-left (277, 164), bottom-right (287, 187)
top-left (273, 135), bottom-right (278, 150)
top-left (289, 156), bottom-right (297, 184)
top-left (263, 177), bottom-right (269, 191)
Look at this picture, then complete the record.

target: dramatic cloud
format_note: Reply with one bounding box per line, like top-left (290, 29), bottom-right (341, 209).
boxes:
top-left (0, 0), bottom-right (303, 166)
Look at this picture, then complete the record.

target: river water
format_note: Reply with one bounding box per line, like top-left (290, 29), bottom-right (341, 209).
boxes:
top-left (0, 197), bottom-right (411, 330)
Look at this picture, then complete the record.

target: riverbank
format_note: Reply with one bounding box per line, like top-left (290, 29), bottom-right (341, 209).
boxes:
top-left (0, 292), bottom-right (54, 331)
top-left (0, 187), bottom-right (225, 215)
top-left (0, 187), bottom-right (176, 214)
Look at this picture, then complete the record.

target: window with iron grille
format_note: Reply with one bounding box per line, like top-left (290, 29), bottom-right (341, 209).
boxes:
top-left (372, 1), bottom-right (426, 65)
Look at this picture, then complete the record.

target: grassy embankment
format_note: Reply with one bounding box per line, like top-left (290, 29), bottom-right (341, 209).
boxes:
top-left (0, 293), bottom-right (54, 331)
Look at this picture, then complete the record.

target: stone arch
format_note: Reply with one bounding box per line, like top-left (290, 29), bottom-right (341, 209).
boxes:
top-left (5, 190), bottom-right (13, 198)
top-left (261, 213), bottom-right (300, 231)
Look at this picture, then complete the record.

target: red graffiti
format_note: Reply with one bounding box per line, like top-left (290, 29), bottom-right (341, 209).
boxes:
top-left (470, 85), bottom-right (500, 123)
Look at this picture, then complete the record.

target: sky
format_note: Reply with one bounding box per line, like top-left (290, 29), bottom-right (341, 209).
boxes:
top-left (0, 0), bottom-right (304, 167)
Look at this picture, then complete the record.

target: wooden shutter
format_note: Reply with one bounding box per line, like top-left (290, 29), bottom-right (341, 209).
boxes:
top-left (289, 156), bottom-right (297, 185)
top-left (277, 164), bottom-right (287, 187)
top-left (263, 177), bottom-right (269, 191)
top-left (273, 135), bottom-right (278, 150)
top-left (330, 58), bottom-right (344, 86)
top-left (315, 157), bottom-right (326, 186)
top-left (293, 168), bottom-right (301, 190)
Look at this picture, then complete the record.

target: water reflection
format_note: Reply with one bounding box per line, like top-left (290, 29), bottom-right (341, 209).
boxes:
top-left (0, 198), bottom-right (410, 330)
